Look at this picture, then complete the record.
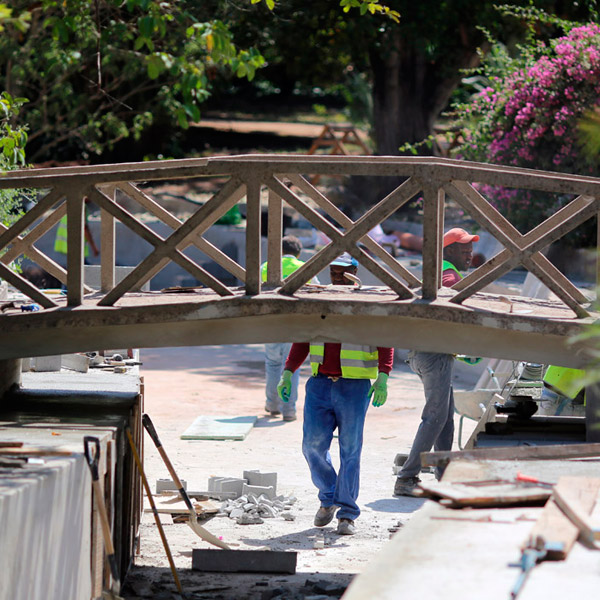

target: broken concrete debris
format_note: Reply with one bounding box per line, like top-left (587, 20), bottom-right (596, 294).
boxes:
top-left (209, 470), bottom-right (297, 523)
top-left (219, 492), bottom-right (297, 524)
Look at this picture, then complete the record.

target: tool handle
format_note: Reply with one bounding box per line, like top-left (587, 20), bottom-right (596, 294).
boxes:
top-left (126, 427), bottom-right (183, 594)
top-left (83, 436), bottom-right (100, 481)
top-left (83, 437), bottom-right (120, 589)
top-left (142, 413), bottom-right (195, 514)
top-left (142, 413), bottom-right (162, 448)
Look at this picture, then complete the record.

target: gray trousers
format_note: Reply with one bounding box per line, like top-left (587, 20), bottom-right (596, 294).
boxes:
top-left (399, 351), bottom-right (455, 481)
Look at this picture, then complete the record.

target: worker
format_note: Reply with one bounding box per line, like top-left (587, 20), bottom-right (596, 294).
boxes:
top-left (54, 198), bottom-right (99, 265)
top-left (261, 235), bottom-right (309, 422)
top-left (277, 253), bottom-right (394, 535)
top-left (540, 365), bottom-right (586, 416)
top-left (393, 227), bottom-right (480, 497)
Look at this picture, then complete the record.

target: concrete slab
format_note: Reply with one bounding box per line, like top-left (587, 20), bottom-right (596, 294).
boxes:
top-left (192, 549), bottom-right (297, 574)
top-left (180, 415), bottom-right (257, 440)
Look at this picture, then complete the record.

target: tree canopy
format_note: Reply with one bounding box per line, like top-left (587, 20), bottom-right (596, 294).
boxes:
top-left (1, 0), bottom-right (266, 162)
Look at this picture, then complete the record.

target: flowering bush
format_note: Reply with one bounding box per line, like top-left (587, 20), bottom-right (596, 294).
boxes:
top-left (455, 24), bottom-right (600, 242)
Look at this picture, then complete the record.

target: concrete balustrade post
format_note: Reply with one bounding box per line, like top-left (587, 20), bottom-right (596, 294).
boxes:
top-left (0, 358), bottom-right (22, 400)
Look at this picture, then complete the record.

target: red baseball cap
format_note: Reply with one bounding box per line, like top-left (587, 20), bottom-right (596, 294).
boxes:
top-left (443, 227), bottom-right (480, 247)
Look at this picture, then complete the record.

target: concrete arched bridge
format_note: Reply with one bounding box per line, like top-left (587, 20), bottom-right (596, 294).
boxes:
top-left (0, 155), bottom-right (599, 371)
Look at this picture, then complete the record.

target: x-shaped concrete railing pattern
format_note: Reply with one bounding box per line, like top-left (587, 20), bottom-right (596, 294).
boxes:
top-left (0, 155), bottom-right (598, 317)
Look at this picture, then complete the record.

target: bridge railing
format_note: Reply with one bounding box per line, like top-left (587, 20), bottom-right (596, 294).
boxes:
top-left (0, 155), bottom-right (598, 317)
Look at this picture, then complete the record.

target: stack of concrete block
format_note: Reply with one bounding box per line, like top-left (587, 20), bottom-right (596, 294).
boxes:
top-left (208, 476), bottom-right (247, 498)
top-left (242, 469), bottom-right (277, 499)
top-left (208, 469), bottom-right (278, 500)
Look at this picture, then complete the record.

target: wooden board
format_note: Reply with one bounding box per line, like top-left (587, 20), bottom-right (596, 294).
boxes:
top-left (422, 443), bottom-right (600, 468)
top-left (180, 415), bottom-right (257, 441)
top-left (416, 480), bottom-right (551, 508)
top-left (525, 476), bottom-right (600, 559)
top-left (145, 496), bottom-right (220, 517)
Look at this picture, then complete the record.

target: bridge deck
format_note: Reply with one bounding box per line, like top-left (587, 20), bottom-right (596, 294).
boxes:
top-left (1, 285), bottom-right (595, 368)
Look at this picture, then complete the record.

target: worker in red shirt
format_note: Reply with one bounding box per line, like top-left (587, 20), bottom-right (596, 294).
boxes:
top-left (277, 253), bottom-right (393, 536)
top-left (393, 228), bottom-right (480, 497)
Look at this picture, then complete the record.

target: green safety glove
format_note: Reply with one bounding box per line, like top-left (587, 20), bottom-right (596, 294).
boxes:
top-left (277, 369), bottom-right (293, 403)
top-left (368, 372), bottom-right (389, 407)
top-left (456, 355), bottom-right (483, 365)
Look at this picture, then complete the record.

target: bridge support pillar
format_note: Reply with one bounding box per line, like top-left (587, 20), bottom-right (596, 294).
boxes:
top-left (0, 359), bottom-right (21, 400)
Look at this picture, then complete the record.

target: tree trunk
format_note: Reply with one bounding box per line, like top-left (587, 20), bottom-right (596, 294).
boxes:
top-left (370, 29), bottom-right (481, 157)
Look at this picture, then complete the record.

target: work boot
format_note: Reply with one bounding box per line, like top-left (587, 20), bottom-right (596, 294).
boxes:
top-left (264, 405), bottom-right (281, 417)
top-left (336, 518), bottom-right (356, 535)
top-left (282, 413), bottom-right (297, 422)
top-left (314, 505), bottom-right (336, 527)
top-left (393, 476), bottom-right (421, 497)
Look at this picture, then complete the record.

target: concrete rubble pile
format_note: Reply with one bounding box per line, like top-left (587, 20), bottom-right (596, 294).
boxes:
top-left (209, 469), bottom-right (297, 524)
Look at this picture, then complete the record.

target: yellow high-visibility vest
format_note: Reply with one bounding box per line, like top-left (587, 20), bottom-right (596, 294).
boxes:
top-left (54, 216), bottom-right (90, 257)
top-left (261, 255), bottom-right (305, 282)
top-left (543, 365), bottom-right (585, 400)
top-left (309, 343), bottom-right (378, 379)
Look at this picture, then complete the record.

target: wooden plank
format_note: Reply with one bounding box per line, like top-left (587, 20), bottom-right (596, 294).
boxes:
top-left (422, 443), bottom-right (600, 468)
top-left (553, 481), bottom-right (600, 545)
top-left (525, 476), bottom-right (600, 559)
top-left (0, 447), bottom-right (73, 456)
top-left (415, 480), bottom-right (552, 508)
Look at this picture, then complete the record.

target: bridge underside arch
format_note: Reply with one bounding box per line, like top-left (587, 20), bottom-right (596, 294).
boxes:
top-left (0, 293), bottom-right (592, 369)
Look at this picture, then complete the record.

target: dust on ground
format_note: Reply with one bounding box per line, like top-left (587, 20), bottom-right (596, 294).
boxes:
top-left (124, 345), bottom-right (479, 600)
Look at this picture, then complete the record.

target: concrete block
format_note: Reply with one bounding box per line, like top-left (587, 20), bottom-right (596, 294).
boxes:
top-left (243, 483), bottom-right (275, 500)
top-left (219, 478), bottom-right (246, 498)
top-left (243, 470), bottom-right (277, 492)
top-left (208, 477), bottom-right (226, 492)
top-left (208, 476), bottom-right (246, 497)
top-left (192, 549), bottom-right (297, 574)
top-left (156, 478), bottom-right (187, 494)
top-left (31, 355), bottom-right (62, 372)
top-left (61, 353), bottom-right (90, 373)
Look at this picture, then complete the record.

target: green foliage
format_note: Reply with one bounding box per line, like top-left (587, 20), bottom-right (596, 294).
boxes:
top-left (339, 0), bottom-right (400, 22)
top-left (0, 89), bottom-right (31, 273)
top-left (0, 92), bottom-right (28, 169)
top-left (0, 3), bottom-right (30, 33)
top-left (0, 1), bottom-right (266, 161)
top-left (578, 106), bottom-right (600, 157)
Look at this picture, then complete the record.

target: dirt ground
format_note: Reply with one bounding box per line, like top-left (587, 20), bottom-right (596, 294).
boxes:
top-left (123, 345), bottom-right (480, 600)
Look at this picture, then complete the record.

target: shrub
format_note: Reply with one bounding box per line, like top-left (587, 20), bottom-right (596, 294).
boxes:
top-left (454, 24), bottom-right (600, 243)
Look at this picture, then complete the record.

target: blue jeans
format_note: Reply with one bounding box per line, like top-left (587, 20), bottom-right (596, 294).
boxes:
top-left (302, 375), bottom-right (371, 521)
top-left (264, 343), bottom-right (299, 416)
top-left (399, 351), bottom-right (455, 481)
